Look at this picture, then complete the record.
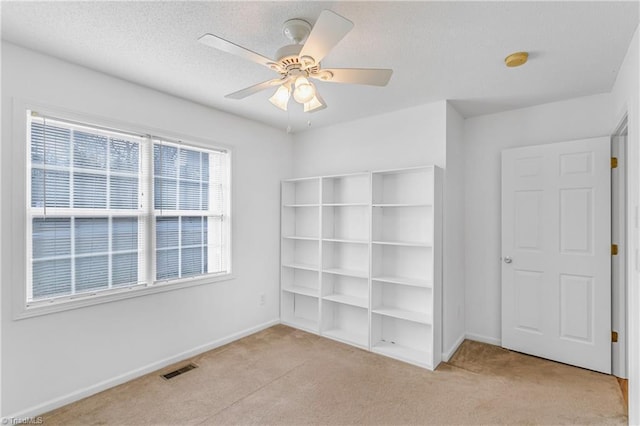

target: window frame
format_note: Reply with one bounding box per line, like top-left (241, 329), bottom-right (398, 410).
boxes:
top-left (27, 117), bottom-right (147, 301)
top-left (13, 100), bottom-right (234, 320)
top-left (151, 138), bottom-right (230, 282)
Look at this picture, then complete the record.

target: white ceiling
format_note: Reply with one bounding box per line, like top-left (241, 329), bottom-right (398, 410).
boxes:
top-left (2, 1), bottom-right (639, 133)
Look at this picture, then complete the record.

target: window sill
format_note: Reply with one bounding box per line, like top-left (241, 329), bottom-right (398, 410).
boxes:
top-left (14, 273), bottom-right (235, 320)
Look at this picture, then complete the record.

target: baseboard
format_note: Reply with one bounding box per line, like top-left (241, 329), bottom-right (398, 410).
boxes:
top-left (3, 318), bottom-right (280, 421)
top-left (465, 332), bottom-right (501, 346)
top-left (442, 333), bottom-right (465, 362)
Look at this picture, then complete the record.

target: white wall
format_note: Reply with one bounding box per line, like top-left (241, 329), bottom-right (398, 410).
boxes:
top-left (463, 93), bottom-right (614, 345)
top-left (292, 101), bottom-right (447, 176)
top-left (292, 100), bottom-right (467, 358)
top-left (610, 25), bottom-right (639, 425)
top-left (442, 103), bottom-right (466, 359)
top-left (1, 42), bottom-right (293, 417)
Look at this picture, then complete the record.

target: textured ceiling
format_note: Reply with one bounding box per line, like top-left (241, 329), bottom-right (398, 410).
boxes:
top-left (2, 1), bottom-right (639, 133)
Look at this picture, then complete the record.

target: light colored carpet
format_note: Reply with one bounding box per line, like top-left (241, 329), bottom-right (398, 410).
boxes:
top-left (43, 325), bottom-right (627, 425)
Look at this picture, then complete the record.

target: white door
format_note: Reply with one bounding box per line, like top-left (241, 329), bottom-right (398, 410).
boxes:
top-left (501, 137), bottom-right (611, 374)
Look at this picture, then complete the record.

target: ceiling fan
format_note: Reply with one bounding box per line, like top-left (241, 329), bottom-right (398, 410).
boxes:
top-left (198, 9), bottom-right (393, 113)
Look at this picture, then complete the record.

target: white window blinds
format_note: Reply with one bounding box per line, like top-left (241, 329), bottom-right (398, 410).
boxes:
top-left (26, 111), bottom-right (231, 307)
top-left (153, 140), bottom-right (229, 281)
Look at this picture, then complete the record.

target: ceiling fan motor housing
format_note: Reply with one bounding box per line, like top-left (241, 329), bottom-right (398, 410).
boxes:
top-left (275, 44), bottom-right (320, 75)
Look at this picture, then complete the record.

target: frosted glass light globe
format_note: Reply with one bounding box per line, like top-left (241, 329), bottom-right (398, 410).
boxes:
top-left (269, 85), bottom-right (291, 111)
top-left (293, 77), bottom-right (315, 103)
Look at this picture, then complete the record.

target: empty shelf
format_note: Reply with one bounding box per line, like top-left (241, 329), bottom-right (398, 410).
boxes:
top-left (371, 275), bottom-right (432, 288)
top-left (282, 286), bottom-right (319, 298)
top-left (322, 268), bottom-right (368, 278)
top-left (323, 293), bottom-right (368, 308)
top-left (322, 203), bottom-right (369, 207)
top-left (372, 341), bottom-right (431, 368)
top-left (282, 203), bottom-right (320, 207)
top-left (322, 238), bottom-right (368, 244)
top-left (282, 317), bottom-right (318, 334)
top-left (323, 328), bottom-right (368, 348)
top-left (372, 306), bottom-right (431, 324)
top-left (372, 203), bottom-right (432, 208)
top-left (283, 236), bottom-right (319, 241)
top-left (372, 240), bottom-right (431, 247)
top-left (282, 263), bottom-right (319, 272)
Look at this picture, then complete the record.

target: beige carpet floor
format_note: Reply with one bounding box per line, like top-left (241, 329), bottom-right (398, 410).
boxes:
top-left (43, 325), bottom-right (627, 425)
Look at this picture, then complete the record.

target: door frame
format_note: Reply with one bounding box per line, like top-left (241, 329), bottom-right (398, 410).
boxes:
top-left (613, 108), bottom-right (639, 423)
top-left (612, 118), bottom-right (628, 379)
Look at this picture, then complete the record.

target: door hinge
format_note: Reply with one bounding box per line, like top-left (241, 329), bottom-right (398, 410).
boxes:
top-left (611, 157), bottom-right (618, 168)
top-left (612, 331), bottom-right (619, 343)
top-left (612, 244), bottom-right (619, 255)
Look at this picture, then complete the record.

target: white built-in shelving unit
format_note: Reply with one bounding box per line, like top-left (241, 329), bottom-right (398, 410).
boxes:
top-left (280, 166), bottom-right (442, 369)
top-left (370, 167), bottom-right (442, 369)
top-left (320, 173), bottom-right (370, 349)
top-left (281, 177), bottom-right (321, 333)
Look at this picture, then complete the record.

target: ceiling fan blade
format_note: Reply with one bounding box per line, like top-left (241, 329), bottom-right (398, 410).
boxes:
top-left (299, 10), bottom-right (354, 66)
top-left (311, 68), bottom-right (393, 86)
top-left (225, 79), bottom-right (283, 100)
top-left (199, 33), bottom-right (280, 71)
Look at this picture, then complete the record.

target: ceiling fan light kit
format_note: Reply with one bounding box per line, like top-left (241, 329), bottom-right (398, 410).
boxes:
top-left (304, 92), bottom-right (326, 113)
top-left (198, 9), bottom-right (393, 113)
top-left (269, 84), bottom-right (291, 111)
top-left (293, 76), bottom-right (315, 103)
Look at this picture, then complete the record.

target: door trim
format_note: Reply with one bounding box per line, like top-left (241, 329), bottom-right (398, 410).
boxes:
top-left (612, 119), bottom-right (628, 379)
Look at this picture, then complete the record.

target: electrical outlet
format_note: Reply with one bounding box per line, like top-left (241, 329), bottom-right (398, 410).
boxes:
top-left (260, 294), bottom-right (266, 306)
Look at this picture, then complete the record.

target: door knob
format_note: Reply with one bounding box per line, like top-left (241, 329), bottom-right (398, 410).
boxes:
top-left (504, 256), bottom-right (513, 264)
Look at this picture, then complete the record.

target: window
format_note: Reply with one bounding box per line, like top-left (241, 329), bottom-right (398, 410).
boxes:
top-left (153, 141), bottom-right (228, 281)
top-left (26, 111), bottom-right (231, 308)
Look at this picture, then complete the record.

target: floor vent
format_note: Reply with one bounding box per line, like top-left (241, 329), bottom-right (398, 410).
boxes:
top-left (161, 363), bottom-right (198, 380)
